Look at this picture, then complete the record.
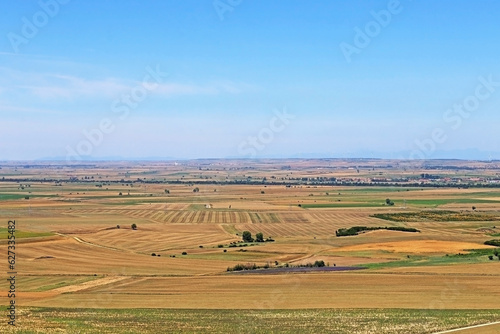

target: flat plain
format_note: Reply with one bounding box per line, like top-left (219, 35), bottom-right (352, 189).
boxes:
top-left (1, 159), bottom-right (500, 333)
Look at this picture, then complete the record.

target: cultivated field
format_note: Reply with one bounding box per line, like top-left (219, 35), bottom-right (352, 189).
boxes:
top-left (1, 159), bottom-right (500, 333)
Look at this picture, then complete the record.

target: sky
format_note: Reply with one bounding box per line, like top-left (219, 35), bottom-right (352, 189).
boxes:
top-left (1, 0), bottom-right (500, 161)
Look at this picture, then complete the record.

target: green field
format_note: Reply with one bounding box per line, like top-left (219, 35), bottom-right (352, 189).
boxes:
top-left (361, 248), bottom-right (500, 269)
top-left (2, 308), bottom-right (500, 334)
top-left (301, 202), bottom-right (383, 208)
top-left (0, 227), bottom-right (54, 239)
top-left (371, 210), bottom-right (499, 222)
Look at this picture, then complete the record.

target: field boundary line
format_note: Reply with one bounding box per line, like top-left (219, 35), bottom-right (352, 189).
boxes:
top-left (56, 233), bottom-right (135, 253)
top-left (433, 321), bottom-right (500, 333)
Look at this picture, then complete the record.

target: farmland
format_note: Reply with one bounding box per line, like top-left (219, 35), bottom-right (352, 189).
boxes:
top-left (1, 159), bottom-right (500, 333)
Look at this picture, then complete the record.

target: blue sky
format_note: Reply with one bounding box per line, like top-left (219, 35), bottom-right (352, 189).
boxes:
top-left (1, 0), bottom-right (500, 160)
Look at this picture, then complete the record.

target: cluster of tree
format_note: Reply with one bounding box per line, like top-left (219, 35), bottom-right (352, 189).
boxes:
top-left (242, 231), bottom-right (274, 243)
top-left (484, 239), bottom-right (500, 247)
top-left (335, 226), bottom-right (419, 237)
top-left (4, 176), bottom-right (500, 188)
top-left (296, 260), bottom-right (326, 268)
top-left (487, 249), bottom-right (500, 261)
top-left (227, 263), bottom-right (258, 272)
top-left (420, 173), bottom-right (440, 179)
top-left (227, 260), bottom-right (327, 272)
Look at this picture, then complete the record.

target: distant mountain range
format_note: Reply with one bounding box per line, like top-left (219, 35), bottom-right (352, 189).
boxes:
top-left (8, 149), bottom-right (500, 162)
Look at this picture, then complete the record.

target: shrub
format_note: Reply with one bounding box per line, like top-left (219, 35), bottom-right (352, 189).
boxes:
top-left (336, 226), bottom-right (419, 237)
top-left (131, 223), bottom-right (137, 230)
top-left (488, 255), bottom-right (494, 260)
top-left (182, 252), bottom-right (187, 255)
top-left (218, 244), bottom-right (224, 248)
top-left (199, 245), bottom-right (204, 248)
top-left (227, 263), bottom-right (257, 272)
top-left (336, 226), bottom-right (367, 237)
top-left (151, 253), bottom-right (156, 256)
top-left (387, 226), bottom-right (419, 233)
top-left (223, 249), bottom-right (227, 252)
top-left (484, 240), bottom-right (500, 247)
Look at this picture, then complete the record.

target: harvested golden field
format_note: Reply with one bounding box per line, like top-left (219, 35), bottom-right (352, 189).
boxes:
top-left (335, 239), bottom-right (495, 254)
top-left (17, 272), bottom-right (500, 310)
top-left (1, 160), bottom-right (500, 331)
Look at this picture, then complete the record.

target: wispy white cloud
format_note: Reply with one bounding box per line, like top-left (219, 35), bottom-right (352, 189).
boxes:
top-left (17, 75), bottom-right (130, 100)
top-left (0, 67), bottom-right (252, 102)
top-left (0, 104), bottom-right (62, 115)
top-left (154, 81), bottom-right (251, 97)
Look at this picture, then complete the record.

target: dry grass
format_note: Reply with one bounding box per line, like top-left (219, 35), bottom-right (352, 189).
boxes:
top-left (335, 240), bottom-right (494, 254)
top-left (1, 308), bottom-right (499, 334)
top-left (1, 160), bottom-right (500, 324)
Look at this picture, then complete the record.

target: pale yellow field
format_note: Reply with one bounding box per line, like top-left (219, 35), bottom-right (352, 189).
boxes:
top-left (16, 271), bottom-right (500, 310)
top-left (335, 239), bottom-right (495, 254)
top-left (1, 160), bottom-right (500, 313)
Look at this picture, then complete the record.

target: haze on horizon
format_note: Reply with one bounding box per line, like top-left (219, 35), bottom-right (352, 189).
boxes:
top-left (1, 1), bottom-right (499, 161)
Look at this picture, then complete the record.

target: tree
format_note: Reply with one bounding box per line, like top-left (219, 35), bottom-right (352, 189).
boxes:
top-left (242, 231), bottom-right (254, 242)
top-left (385, 198), bottom-right (394, 206)
top-left (131, 223), bottom-right (137, 230)
top-left (314, 260), bottom-right (325, 267)
top-left (165, 189), bottom-right (170, 194)
top-left (255, 232), bottom-right (264, 242)
top-left (193, 187), bottom-right (200, 193)
top-left (257, 232), bottom-right (267, 242)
